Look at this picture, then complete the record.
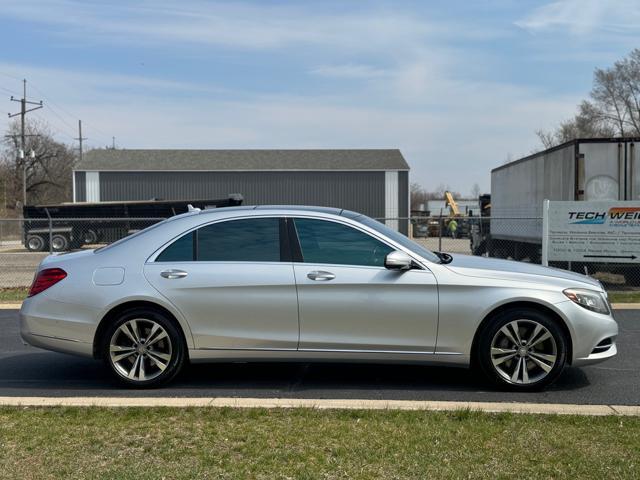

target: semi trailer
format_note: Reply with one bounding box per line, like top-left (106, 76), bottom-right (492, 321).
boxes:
top-left (471, 138), bottom-right (639, 262)
top-left (22, 194), bottom-right (244, 252)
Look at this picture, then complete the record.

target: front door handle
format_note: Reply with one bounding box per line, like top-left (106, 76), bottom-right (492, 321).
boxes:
top-left (307, 270), bottom-right (335, 281)
top-left (160, 269), bottom-right (188, 279)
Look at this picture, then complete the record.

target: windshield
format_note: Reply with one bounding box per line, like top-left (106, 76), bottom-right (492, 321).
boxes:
top-left (353, 215), bottom-right (442, 263)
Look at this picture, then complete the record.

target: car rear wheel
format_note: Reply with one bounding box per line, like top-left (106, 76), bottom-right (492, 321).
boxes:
top-left (476, 309), bottom-right (567, 391)
top-left (102, 308), bottom-right (185, 388)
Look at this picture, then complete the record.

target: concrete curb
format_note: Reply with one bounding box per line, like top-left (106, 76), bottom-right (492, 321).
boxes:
top-left (0, 396), bottom-right (638, 416)
top-left (612, 303), bottom-right (640, 310)
top-left (0, 304), bottom-right (22, 309)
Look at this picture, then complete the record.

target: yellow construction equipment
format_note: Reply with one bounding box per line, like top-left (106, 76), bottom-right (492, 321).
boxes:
top-left (444, 191), bottom-right (460, 216)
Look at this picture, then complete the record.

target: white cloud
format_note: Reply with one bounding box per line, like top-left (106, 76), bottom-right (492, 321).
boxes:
top-left (0, 1), bottom-right (589, 193)
top-left (516, 0), bottom-right (640, 35)
top-left (0, 59), bottom-right (580, 194)
top-left (0, 0), bottom-right (439, 53)
top-left (310, 64), bottom-right (389, 79)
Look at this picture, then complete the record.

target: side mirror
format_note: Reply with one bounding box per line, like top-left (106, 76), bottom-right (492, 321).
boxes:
top-left (384, 250), bottom-right (413, 271)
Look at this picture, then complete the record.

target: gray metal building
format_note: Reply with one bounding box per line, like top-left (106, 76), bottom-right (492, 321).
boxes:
top-left (73, 149), bottom-right (410, 232)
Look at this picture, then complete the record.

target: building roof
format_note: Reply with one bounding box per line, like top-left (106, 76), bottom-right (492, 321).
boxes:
top-left (77, 149), bottom-right (409, 171)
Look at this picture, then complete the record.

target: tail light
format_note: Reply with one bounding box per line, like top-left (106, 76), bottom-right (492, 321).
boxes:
top-left (28, 268), bottom-right (67, 297)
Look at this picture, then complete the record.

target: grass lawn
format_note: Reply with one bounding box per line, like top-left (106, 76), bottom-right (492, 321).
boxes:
top-left (0, 287), bottom-right (28, 303)
top-left (0, 407), bottom-right (638, 479)
top-left (609, 291), bottom-right (640, 303)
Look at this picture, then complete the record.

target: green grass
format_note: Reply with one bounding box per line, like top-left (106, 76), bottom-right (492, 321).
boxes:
top-left (609, 291), bottom-right (640, 303)
top-left (0, 287), bottom-right (28, 302)
top-left (0, 407), bottom-right (638, 479)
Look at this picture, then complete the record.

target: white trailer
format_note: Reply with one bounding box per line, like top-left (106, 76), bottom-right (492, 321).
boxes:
top-left (486, 138), bottom-right (639, 261)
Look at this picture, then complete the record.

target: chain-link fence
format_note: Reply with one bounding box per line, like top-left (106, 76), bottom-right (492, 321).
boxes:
top-left (0, 216), bottom-right (638, 293)
top-left (399, 216), bottom-right (639, 293)
top-left (0, 218), bottom-right (164, 288)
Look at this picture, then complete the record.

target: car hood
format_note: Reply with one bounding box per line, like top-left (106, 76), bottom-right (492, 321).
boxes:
top-left (442, 254), bottom-right (602, 289)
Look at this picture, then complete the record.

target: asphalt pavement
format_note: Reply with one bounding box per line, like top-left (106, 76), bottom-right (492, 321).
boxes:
top-left (1, 309), bottom-right (638, 405)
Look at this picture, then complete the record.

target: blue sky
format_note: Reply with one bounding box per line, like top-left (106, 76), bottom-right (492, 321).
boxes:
top-left (1, 0), bottom-right (639, 194)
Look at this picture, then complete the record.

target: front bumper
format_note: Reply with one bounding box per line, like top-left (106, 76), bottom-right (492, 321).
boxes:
top-left (572, 342), bottom-right (617, 366)
top-left (555, 300), bottom-right (618, 366)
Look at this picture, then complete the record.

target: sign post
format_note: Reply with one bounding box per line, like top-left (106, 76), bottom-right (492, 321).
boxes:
top-left (542, 199), bottom-right (550, 266)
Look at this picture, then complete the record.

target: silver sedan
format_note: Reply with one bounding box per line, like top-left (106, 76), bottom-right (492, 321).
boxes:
top-left (20, 206), bottom-right (618, 390)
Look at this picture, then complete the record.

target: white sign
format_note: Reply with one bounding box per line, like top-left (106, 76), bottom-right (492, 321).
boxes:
top-left (542, 200), bottom-right (640, 265)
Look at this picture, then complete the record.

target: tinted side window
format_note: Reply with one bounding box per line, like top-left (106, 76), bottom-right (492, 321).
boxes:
top-left (197, 218), bottom-right (280, 262)
top-left (294, 218), bottom-right (393, 267)
top-left (156, 231), bottom-right (194, 262)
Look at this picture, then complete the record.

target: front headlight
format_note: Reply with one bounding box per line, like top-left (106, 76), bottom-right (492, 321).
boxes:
top-left (563, 288), bottom-right (610, 315)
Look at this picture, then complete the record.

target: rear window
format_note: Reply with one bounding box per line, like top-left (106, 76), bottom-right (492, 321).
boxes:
top-left (156, 231), bottom-right (195, 262)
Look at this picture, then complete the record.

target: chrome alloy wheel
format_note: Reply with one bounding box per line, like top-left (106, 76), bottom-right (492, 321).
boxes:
top-left (490, 319), bottom-right (558, 385)
top-left (109, 318), bottom-right (172, 382)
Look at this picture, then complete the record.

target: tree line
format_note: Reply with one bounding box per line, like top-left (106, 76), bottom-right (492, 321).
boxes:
top-left (412, 49), bottom-right (640, 206)
top-left (537, 49), bottom-right (640, 148)
top-left (0, 119), bottom-right (77, 216)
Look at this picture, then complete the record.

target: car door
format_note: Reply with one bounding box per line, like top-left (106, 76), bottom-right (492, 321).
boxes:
top-left (291, 217), bottom-right (439, 353)
top-left (144, 216), bottom-right (299, 350)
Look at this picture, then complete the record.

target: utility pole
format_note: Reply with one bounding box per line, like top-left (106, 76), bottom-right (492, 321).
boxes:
top-left (111, 136), bottom-right (116, 149)
top-left (74, 120), bottom-right (87, 162)
top-left (7, 79), bottom-right (43, 207)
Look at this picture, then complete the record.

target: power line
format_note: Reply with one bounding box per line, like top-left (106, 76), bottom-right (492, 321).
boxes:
top-left (0, 71), bottom-right (23, 81)
top-left (5, 76), bottom-right (114, 148)
top-left (44, 103), bottom-right (78, 132)
top-left (0, 85), bottom-right (20, 96)
top-left (31, 111), bottom-right (77, 141)
top-left (28, 81), bottom-right (113, 145)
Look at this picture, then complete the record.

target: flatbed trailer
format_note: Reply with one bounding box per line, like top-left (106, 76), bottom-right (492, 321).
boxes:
top-left (22, 194), bottom-right (243, 252)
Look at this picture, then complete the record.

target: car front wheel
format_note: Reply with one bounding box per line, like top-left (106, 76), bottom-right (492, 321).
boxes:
top-left (477, 308), bottom-right (567, 391)
top-left (102, 308), bottom-right (185, 388)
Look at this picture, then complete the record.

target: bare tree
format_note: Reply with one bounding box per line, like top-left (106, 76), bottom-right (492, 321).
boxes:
top-left (1, 118), bottom-right (76, 214)
top-left (537, 49), bottom-right (640, 148)
top-left (410, 182), bottom-right (428, 211)
top-left (470, 183), bottom-right (481, 198)
top-left (432, 184), bottom-right (461, 199)
top-left (411, 181), bottom-right (464, 211)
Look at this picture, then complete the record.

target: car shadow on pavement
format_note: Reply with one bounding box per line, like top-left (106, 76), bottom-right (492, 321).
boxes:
top-left (0, 351), bottom-right (592, 399)
top-left (178, 361), bottom-right (593, 397)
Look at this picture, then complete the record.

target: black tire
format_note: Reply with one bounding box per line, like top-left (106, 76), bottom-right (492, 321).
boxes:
top-left (83, 229), bottom-right (98, 245)
top-left (51, 234), bottom-right (70, 252)
top-left (101, 307), bottom-right (186, 388)
top-left (26, 234), bottom-right (46, 252)
top-left (476, 308), bottom-right (567, 391)
top-left (472, 240), bottom-right (487, 256)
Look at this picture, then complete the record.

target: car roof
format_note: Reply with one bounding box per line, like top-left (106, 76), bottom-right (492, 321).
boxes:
top-left (166, 204), bottom-right (362, 224)
top-left (199, 205), bottom-right (350, 216)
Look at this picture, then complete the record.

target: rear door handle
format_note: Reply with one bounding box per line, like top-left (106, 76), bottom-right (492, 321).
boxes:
top-left (160, 269), bottom-right (188, 279)
top-left (307, 270), bottom-right (335, 281)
